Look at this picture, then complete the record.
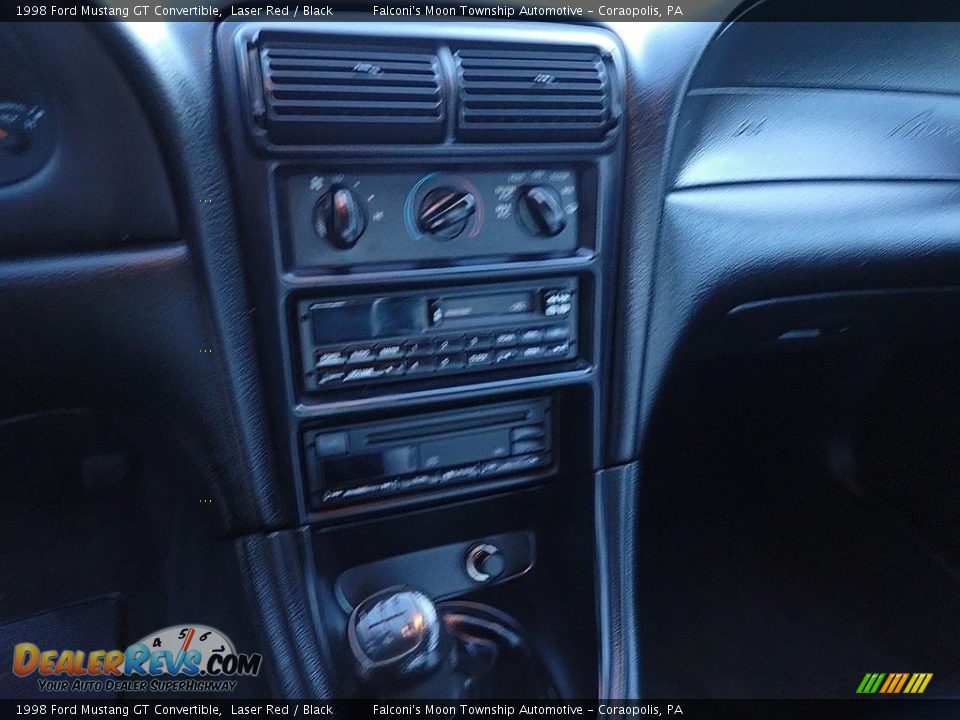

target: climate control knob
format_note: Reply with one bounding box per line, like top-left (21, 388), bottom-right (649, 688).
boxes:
top-left (314, 185), bottom-right (367, 249)
top-left (516, 185), bottom-right (566, 238)
top-left (417, 187), bottom-right (476, 240)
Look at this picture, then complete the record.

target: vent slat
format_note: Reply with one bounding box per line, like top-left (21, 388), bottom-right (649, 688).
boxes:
top-left (459, 59), bottom-right (600, 71)
top-left (270, 68), bottom-right (436, 82)
top-left (454, 46), bottom-right (612, 142)
top-left (272, 85), bottom-right (441, 99)
top-left (464, 94), bottom-right (606, 107)
top-left (265, 47), bottom-right (438, 63)
top-left (272, 99), bottom-right (442, 112)
top-left (267, 59), bottom-right (438, 74)
top-left (456, 49), bottom-right (599, 60)
top-left (464, 109), bottom-right (607, 120)
top-left (461, 71), bottom-right (602, 82)
top-left (258, 41), bottom-right (445, 145)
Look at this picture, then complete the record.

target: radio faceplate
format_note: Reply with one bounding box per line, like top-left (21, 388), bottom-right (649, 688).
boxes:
top-left (303, 398), bottom-right (553, 508)
top-left (297, 278), bottom-right (579, 392)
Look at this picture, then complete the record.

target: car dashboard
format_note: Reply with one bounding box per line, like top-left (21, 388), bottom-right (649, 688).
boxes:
top-left (3, 6), bottom-right (960, 707)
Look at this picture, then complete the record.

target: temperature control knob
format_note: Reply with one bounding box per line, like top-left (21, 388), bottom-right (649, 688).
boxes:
top-left (314, 185), bottom-right (367, 249)
top-left (417, 187), bottom-right (476, 240)
top-left (516, 185), bottom-right (566, 238)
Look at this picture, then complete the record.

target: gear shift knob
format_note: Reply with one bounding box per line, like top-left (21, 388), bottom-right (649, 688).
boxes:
top-left (347, 587), bottom-right (446, 688)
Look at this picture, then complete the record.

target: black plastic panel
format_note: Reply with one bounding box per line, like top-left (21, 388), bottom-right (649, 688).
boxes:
top-left (335, 531), bottom-right (535, 610)
top-left (639, 181), bottom-right (960, 441)
top-left (624, 20), bottom-right (960, 463)
top-left (704, 288), bottom-right (960, 354)
top-left (0, 23), bottom-right (177, 256)
top-left (671, 88), bottom-right (960, 187)
top-left (692, 22), bottom-right (960, 96)
top-left (284, 166), bottom-right (584, 270)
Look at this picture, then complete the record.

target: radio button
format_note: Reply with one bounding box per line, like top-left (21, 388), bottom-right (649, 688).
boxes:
top-left (322, 489), bottom-right (345, 503)
top-left (436, 336), bottom-right (465, 353)
top-left (429, 300), bottom-right (444, 325)
top-left (520, 345), bottom-right (545, 360)
top-left (346, 346), bottom-right (376, 365)
top-left (318, 370), bottom-right (346, 385)
top-left (315, 432), bottom-right (348, 458)
top-left (543, 326), bottom-right (570, 341)
top-left (545, 341), bottom-right (571, 357)
top-left (403, 340), bottom-right (435, 358)
top-left (317, 351), bottom-right (348, 367)
top-left (406, 357), bottom-right (437, 375)
top-left (497, 454), bottom-right (542, 474)
top-left (519, 329), bottom-right (545, 345)
top-left (544, 289), bottom-right (573, 306)
top-left (437, 354), bottom-right (466, 370)
top-left (342, 484), bottom-right (377, 500)
top-left (376, 480), bottom-right (402, 496)
top-left (464, 334), bottom-right (492, 350)
top-left (344, 366), bottom-right (384, 382)
top-left (494, 331), bottom-right (519, 347)
top-left (511, 426), bottom-right (545, 442)
top-left (441, 465), bottom-right (481, 483)
top-left (376, 361), bottom-right (406, 378)
top-left (512, 439), bottom-right (547, 454)
top-left (467, 351), bottom-right (493, 366)
top-left (400, 474), bottom-right (436, 491)
top-left (494, 349), bottom-right (519, 364)
top-left (376, 344), bottom-right (405, 360)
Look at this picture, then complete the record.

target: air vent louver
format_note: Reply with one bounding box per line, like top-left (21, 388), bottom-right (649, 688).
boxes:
top-left (258, 43), bottom-right (445, 144)
top-left (454, 47), bottom-right (614, 142)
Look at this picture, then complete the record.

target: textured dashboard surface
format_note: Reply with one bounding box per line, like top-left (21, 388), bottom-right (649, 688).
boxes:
top-left (638, 21), bottom-right (960, 446)
top-left (0, 24), bottom-right (177, 256)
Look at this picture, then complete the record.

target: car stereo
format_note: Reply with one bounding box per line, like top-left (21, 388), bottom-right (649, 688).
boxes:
top-left (297, 278), bottom-right (579, 391)
top-left (303, 398), bottom-right (553, 508)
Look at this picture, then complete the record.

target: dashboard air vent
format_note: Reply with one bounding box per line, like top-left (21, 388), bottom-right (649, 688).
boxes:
top-left (454, 47), bottom-right (614, 142)
top-left (257, 43), bottom-right (445, 144)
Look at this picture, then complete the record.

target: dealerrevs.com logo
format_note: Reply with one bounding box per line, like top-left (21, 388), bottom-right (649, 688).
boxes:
top-left (12, 624), bottom-right (262, 693)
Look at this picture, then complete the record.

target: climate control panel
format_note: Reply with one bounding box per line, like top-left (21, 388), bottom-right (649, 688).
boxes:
top-left (284, 167), bottom-right (583, 270)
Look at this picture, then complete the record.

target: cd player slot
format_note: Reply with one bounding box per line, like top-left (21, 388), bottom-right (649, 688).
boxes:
top-left (366, 411), bottom-right (529, 444)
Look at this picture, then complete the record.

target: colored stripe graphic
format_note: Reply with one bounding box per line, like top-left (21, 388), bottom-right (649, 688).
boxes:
top-left (857, 673), bottom-right (932, 694)
top-left (856, 673), bottom-right (886, 694)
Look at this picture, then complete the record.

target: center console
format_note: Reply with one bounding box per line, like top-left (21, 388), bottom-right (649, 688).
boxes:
top-left (217, 19), bottom-right (624, 698)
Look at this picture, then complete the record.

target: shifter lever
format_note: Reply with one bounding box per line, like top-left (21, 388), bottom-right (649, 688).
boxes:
top-left (347, 587), bottom-right (447, 689)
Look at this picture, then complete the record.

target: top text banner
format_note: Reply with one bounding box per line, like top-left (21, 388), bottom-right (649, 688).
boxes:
top-left (7, 0), bottom-right (960, 22)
